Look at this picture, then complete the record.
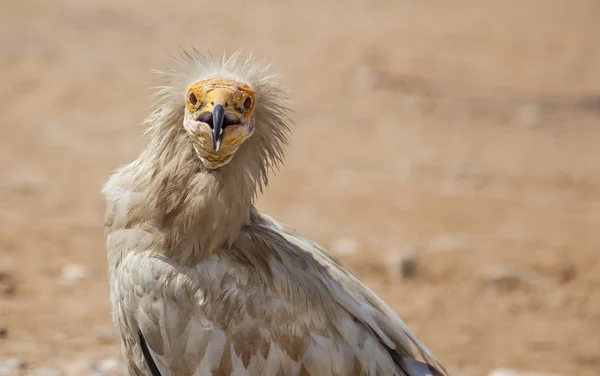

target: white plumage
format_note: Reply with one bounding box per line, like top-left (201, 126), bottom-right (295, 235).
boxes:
top-left (103, 50), bottom-right (449, 376)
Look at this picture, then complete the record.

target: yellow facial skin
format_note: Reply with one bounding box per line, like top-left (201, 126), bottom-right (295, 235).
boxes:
top-left (184, 78), bottom-right (256, 169)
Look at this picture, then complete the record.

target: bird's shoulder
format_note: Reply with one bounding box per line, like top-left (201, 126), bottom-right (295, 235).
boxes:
top-left (102, 162), bottom-right (143, 231)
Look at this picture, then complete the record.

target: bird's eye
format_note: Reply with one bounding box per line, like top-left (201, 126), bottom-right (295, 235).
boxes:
top-left (242, 97), bottom-right (252, 111)
top-left (188, 92), bottom-right (198, 106)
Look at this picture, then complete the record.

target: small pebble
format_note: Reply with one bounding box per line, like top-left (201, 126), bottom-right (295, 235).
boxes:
top-left (483, 268), bottom-right (537, 290)
top-left (0, 272), bottom-right (18, 296)
top-left (515, 103), bottom-right (542, 127)
top-left (95, 358), bottom-right (119, 371)
top-left (0, 327), bottom-right (7, 339)
top-left (97, 330), bottom-right (119, 344)
top-left (0, 357), bottom-right (27, 374)
top-left (330, 237), bottom-right (359, 255)
top-left (63, 359), bottom-right (93, 376)
top-left (388, 252), bottom-right (420, 279)
top-left (489, 368), bottom-right (565, 376)
top-left (60, 264), bottom-right (89, 285)
top-left (28, 368), bottom-right (61, 376)
top-left (354, 65), bottom-right (379, 89)
top-left (426, 235), bottom-right (472, 253)
top-left (558, 265), bottom-right (576, 284)
top-left (398, 256), bottom-right (419, 279)
top-left (93, 358), bottom-right (127, 376)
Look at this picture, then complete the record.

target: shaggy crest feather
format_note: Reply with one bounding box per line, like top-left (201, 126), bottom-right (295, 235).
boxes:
top-left (140, 48), bottom-right (292, 194)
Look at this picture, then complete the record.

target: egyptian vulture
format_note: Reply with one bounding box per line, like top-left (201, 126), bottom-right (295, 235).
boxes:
top-left (102, 49), bottom-right (450, 376)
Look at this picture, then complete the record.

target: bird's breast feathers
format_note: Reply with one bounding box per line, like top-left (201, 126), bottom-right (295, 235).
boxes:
top-left (108, 213), bottom-right (445, 376)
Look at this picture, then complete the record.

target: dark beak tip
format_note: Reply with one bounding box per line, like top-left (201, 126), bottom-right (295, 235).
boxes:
top-left (211, 104), bottom-right (226, 153)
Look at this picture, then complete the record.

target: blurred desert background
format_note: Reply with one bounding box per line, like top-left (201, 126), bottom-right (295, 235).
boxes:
top-left (1, 0), bottom-right (599, 375)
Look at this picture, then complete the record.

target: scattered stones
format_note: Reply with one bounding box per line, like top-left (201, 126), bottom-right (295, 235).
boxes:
top-left (28, 368), bottom-right (61, 376)
top-left (60, 264), bottom-right (89, 286)
top-left (64, 358), bottom-right (127, 376)
top-left (63, 359), bottom-right (93, 376)
top-left (330, 237), bottom-right (359, 255)
top-left (0, 357), bottom-right (27, 375)
top-left (92, 358), bottom-right (127, 376)
top-left (488, 368), bottom-right (565, 376)
top-left (483, 268), bottom-right (537, 291)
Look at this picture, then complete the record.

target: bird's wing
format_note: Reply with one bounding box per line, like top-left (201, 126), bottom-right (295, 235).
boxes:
top-left (106, 208), bottom-right (449, 375)
top-left (256, 212), bottom-right (450, 376)
top-left (111, 245), bottom-right (402, 375)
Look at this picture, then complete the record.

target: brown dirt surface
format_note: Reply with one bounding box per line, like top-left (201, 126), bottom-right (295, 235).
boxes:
top-left (1, 1), bottom-right (599, 375)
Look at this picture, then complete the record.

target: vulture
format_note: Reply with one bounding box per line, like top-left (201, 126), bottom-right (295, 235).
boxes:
top-left (102, 49), bottom-right (450, 376)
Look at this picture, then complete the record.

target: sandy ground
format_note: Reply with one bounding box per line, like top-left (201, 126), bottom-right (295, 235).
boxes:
top-left (1, 0), bottom-right (599, 375)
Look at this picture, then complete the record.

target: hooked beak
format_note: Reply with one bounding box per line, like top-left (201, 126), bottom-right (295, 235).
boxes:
top-left (211, 104), bottom-right (225, 152)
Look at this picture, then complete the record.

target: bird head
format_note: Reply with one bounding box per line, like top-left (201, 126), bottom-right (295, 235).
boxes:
top-left (183, 78), bottom-right (256, 169)
top-left (144, 50), bottom-right (292, 189)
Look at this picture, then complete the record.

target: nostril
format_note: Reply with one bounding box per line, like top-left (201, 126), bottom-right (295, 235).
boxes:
top-left (197, 112), bottom-right (214, 128)
top-left (223, 114), bottom-right (241, 127)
